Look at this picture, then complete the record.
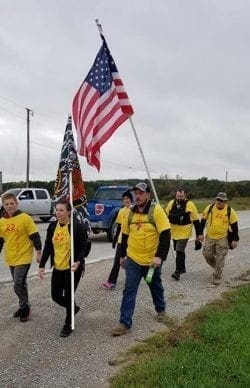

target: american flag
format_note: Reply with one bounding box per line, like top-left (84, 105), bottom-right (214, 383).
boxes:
top-left (72, 34), bottom-right (134, 171)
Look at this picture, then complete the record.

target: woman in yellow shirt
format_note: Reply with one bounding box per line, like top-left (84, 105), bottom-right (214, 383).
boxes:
top-left (38, 199), bottom-right (89, 337)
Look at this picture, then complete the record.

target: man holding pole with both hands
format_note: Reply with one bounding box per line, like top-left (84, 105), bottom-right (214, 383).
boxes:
top-left (111, 182), bottom-right (171, 336)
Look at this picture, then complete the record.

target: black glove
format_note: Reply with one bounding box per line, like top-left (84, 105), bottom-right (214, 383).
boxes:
top-left (194, 240), bottom-right (202, 250)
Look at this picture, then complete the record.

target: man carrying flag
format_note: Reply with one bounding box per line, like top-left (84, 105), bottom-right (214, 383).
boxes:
top-left (72, 33), bottom-right (134, 171)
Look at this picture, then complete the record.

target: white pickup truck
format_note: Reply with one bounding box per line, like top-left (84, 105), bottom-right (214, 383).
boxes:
top-left (0, 188), bottom-right (53, 221)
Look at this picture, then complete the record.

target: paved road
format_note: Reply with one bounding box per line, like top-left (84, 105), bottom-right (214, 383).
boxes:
top-left (0, 226), bottom-right (114, 283)
top-left (0, 210), bottom-right (249, 283)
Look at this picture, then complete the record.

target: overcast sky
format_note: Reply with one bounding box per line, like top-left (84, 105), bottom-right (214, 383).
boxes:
top-left (0, 0), bottom-right (249, 185)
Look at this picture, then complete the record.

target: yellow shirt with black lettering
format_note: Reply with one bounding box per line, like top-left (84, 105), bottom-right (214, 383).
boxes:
top-left (116, 206), bottom-right (130, 244)
top-left (122, 204), bottom-right (170, 265)
top-left (0, 213), bottom-right (38, 266)
top-left (165, 200), bottom-right (199, 239)
top-left (202, 204), bottom-right (239, 239)
top-left (52, 223), bottom-right (71, 270)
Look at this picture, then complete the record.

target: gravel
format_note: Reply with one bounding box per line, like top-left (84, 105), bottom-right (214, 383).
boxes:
top-left (0, 229), bottom-right (249, 387)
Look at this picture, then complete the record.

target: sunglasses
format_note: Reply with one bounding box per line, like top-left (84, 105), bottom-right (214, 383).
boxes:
top-left (216, 199), bottom-right (225, 203)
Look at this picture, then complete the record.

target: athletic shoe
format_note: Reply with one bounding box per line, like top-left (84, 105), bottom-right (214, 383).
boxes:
top-left (111, 323), bottom-right (130, 336)
top-left (13, 309), bottom-right (22, 318)
top-left (102, 281), bottom-right (116, 290)
top-left (20, 307), bottom-right (30, 322)
top-left (171, 271), bottom-right (180, 281)
top-left (156, 311), bottom-right (166, 322)
top-left (60, 324), bottom-right (73, 338)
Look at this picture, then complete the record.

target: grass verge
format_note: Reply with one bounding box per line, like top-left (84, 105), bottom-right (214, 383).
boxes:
top-left (109, 284), bottom-right (250, 388)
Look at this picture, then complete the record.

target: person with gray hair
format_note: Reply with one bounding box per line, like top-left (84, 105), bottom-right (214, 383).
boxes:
top-left (200, 192), bottom-right (239, 285)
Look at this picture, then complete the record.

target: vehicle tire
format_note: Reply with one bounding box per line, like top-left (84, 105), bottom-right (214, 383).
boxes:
top-left (39, 217), bottom-right (51, 222)
top-left (107, 217), bottom-right (117, 242)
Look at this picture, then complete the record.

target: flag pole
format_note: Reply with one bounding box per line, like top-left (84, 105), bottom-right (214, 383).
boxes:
top-left (69, 171), bottom-right (75, 330)
top-left (129, 117), bottom-right (159, 202)
top-left (95, 19), bottom-right (159, 203)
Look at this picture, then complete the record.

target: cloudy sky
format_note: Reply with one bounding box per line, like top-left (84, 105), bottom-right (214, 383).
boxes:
top-left (0, 0), bottom-right (249, 184)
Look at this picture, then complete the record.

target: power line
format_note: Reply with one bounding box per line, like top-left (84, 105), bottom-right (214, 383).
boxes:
top-left (0, 105), bottom-right (25, 120)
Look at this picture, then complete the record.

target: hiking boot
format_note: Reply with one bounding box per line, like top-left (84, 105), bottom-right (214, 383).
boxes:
top-left (75, 305), bottom-right (80, 315)
top-left (212, 276), bottom-right (221, 285)
top-left (13, 308), bottom-right (22, 318)
top-left (60, 324), bottom-right (73, 338)
top-left (111, 323), bottom-right (130, 336)
top-left (156, 311), bottom-right (166, 322)
top-left (171, 271), bottom-right (180, 281)
top-left (19, 307), bottom-right (30, 322)
top-left (102, 281), bottom-right (116, 290)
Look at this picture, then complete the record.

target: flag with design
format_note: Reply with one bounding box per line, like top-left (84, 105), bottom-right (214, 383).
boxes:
top-left (54, 116), bottom-right (90, 229)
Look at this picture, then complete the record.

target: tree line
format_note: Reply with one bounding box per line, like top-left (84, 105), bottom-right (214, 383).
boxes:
top-left (2, 177), bottom-right (250, 200)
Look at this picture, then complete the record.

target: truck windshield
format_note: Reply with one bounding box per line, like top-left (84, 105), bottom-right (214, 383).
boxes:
top-left (7, 189), bottom-right (22, 196)
top-left (94, 189), bottom-right (126, 200)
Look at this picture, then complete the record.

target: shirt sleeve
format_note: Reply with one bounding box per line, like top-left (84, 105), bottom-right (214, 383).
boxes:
top-left (165, 200), bottom-right (173, 216)
top-left (154, 204), bottom-right (171, 233)
top-left (187, 201), bottom-right (199, 222)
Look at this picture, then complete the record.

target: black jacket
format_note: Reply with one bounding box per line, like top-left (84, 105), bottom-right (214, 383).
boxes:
top-left (39, 220), bottom-right (88, 268)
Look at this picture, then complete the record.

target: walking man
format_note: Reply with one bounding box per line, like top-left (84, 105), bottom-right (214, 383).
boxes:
top-left (0, 193), bottom-right (42, 321)
top-left (165, 188), bottom-right (201, 281)
top-left (200, 192), bottom-right (239, 285)
top-left (102, 190), bottom-right (133, 289)
top-left (111, 182), bottom-right (171, 336)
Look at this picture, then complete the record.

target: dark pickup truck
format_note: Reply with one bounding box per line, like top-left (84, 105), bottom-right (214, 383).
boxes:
top-left (87, 185), bottom-right (130, 241)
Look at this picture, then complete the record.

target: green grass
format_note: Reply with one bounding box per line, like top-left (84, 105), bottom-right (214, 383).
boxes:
top-left (109, 284), bottom-right (250, 388)
top-left (194, 197), bottom-right (250, 212)
top-left (160, 197), bottom-right (250, 212)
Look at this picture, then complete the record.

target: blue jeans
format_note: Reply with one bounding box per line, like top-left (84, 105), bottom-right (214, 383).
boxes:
top-left (120, 257), bottom-right (166, 328)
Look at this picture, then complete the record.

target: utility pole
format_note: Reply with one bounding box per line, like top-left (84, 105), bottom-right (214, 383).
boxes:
top-left (225, 170), bottom-right (228, 192)
top-left (26, 108), bottom-right (33, 188)
top-left (0, 171), bottom-right (2, 194)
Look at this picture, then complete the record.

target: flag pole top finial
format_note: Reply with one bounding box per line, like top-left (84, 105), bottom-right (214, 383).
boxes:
top-left (95, 19), bottom-right (103, 35)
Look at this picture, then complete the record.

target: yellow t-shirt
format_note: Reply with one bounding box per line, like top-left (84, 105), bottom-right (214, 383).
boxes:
top-left (202, 204), bottom-right (239, 239)
top-left (52, 223), bottom-right (71, 270)
top-left (165, 199), bottom-right (199, 239)
top-left (116, 206), bottom-right (130, 244)
top-left (122, 203), bottom-right (171, 265)
top-left (0, 213), bottom-right (38, 266)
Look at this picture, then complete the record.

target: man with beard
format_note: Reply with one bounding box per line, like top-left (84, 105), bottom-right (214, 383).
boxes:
top-left (111, 182), bottom-right (171, 336)
top-left (165, 188), bottom-right (201, 281)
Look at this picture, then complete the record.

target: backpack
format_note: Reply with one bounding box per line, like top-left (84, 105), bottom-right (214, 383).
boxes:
top-left (128, 202), bottom-right (156, 229)
top-left (168, 199), bottom-right (191, 225)
top-left (207, 203), bottom-right (231, 225)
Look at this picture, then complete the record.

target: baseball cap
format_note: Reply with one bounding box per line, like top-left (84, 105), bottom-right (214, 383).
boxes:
top-left (216, 192), bottom-right (228, 201)
top-left (132, 182), bottom-right (150, 192)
